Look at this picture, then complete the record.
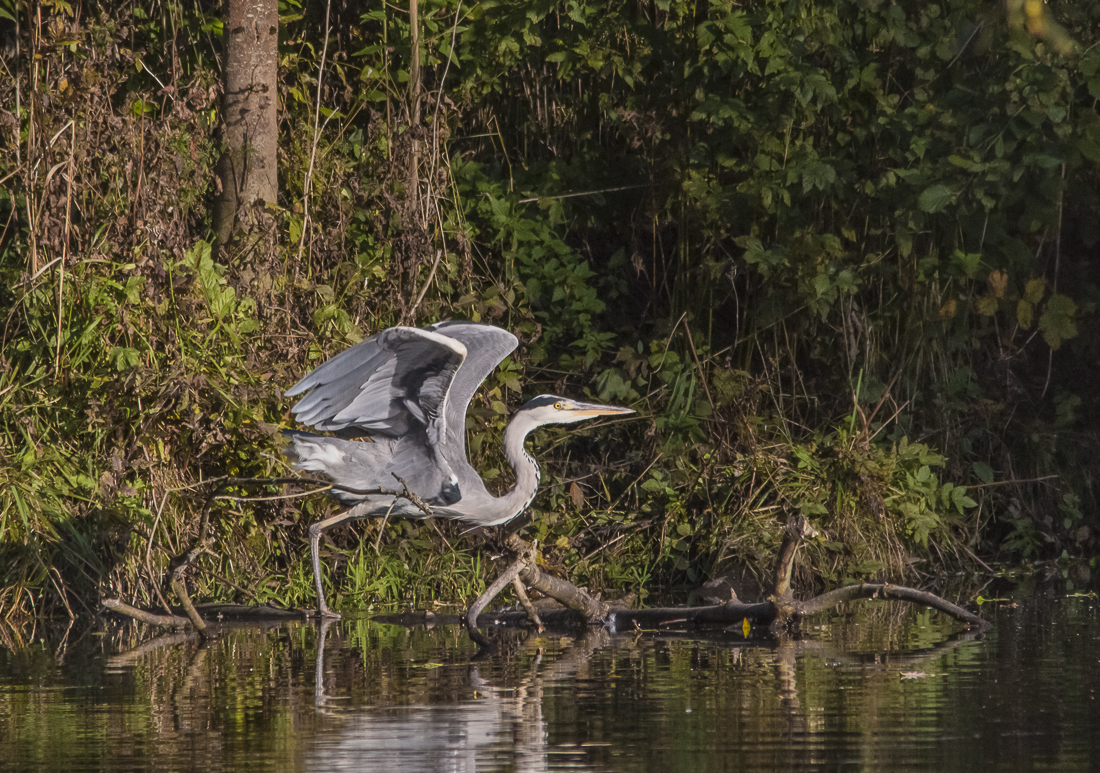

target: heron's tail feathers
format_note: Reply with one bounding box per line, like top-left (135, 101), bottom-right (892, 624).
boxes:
top-left (282, 430), bottom-right (461, 508)
top-left (281, 430), bottom-right (393, 502)
top-left (282, 430), bottom-right (350, 472)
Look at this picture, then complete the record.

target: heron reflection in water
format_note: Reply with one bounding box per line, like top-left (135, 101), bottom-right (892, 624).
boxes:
top-left (283, 321), bottom-right (633, 617)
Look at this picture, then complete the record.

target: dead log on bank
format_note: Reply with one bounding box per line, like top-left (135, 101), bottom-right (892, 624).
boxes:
top-left (464, 515), bottom-right (987, 647)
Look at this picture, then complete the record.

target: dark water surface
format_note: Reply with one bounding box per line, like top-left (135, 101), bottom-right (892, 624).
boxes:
top-left (1, 591), bottom-right (1098, 772)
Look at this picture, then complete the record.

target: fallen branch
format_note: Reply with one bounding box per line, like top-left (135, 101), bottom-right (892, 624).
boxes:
top-left (462, 515), bottom-right (987, 643)
top-left (602, 601), bottom-right (778, 633)
top-left (465, 544), bottom-right (531, 648)
top-left (103, 600), bottom-right (306, 625)
top-left (464, 534), bottom-right (610, 649)
top-left (506, 533), bottom-right (609, 618)
top-left (102, 598), bottom-right (191, 628)
top-left (795, 583), bottom-right (986, 626)
top-left (511, 578), bottom-right (543, 631)
top-left (161, 481), bottom-right (226, 636)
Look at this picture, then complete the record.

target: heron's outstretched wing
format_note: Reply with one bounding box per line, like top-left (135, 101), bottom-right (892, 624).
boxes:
top-left (286, 326), bottom-right (468, 451)
top-left (427, 321), bottom-right (518, 462)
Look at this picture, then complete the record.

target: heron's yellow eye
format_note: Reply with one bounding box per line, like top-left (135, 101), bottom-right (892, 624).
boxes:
top-left (554, 401), bottom-right (562, 410)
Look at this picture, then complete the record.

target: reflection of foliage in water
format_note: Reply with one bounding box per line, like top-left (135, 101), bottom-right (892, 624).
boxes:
top-left (2, 599), bottom-right (1097, 771)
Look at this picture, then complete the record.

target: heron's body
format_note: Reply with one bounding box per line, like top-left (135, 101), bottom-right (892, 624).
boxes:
top-left (283, 321), bottom-right (632, 617)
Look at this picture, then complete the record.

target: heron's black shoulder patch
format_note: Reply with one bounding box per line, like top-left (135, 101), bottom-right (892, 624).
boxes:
top-left (521, 395), bottom-right (565, 411)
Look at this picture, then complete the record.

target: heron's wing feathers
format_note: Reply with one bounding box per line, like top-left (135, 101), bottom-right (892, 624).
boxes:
top-left (287, 327), bottom-right (467, 450)
top-left (427, 322), bottom-right (518, 464)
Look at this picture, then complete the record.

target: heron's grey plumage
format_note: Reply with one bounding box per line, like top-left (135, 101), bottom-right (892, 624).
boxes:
top-left (283, 321), bottom-right (632, 617)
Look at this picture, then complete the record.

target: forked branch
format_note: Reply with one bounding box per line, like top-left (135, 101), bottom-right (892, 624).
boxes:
top-left (466, 515), bottom-right (987, 642)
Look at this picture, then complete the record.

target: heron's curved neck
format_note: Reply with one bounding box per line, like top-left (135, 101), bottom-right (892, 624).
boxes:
top-left (501, 412), bottom-right (542, 519)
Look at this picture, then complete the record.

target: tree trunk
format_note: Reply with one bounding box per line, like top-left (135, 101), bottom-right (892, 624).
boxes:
top-left (214, 0), bottom-right (279, 247)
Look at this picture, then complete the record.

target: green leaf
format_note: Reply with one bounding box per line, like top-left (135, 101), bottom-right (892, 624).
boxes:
top-left (972, 462), bottom-right (995, 484)
top-left (1038, 294), bottom-right (1078, 349)
top-left (798, 501), bottom-right (828, 516)
top-left (947, 154), bottom-right (978, 170)
top-left (952, 250), bottom-right (981, 279)
top-left (641, 477), bottom-right (665, 493)
top-left (122, 276), bottom-right (144, 305)
top-left (1078, 136), bottom-right (1100, 163)
top-left (918, 184), bottom-right (954, 213)
top-left (951, 486), bottom-right (977, 512)
top-left (109, 346), bottom-right (140, 371)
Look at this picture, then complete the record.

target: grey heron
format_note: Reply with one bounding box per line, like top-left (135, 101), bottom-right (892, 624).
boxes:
top-left (283, 321), bottom-right (633, 617)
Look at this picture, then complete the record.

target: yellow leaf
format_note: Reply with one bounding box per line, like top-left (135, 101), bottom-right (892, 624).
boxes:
top-left (938, 299), bottom-right (957, 319)
top-left (569, 482), bottom-right (584, 509)
top-left (988, 269), bottom-right (1008, 299)
top-left (1024, 277), bottom-right (1046, 304)
top-left (1016, 299), bottom-right (1033, 329)
top-left (976, 296), bottom-right (998, 316)
top-left (742, 618), bottom-right (751, 637)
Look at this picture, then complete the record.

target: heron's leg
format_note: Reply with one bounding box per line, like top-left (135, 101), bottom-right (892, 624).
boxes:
top-left (309, 521), bottom-right (339, 619)
top-left (309, 504), bottom-right (370, 619)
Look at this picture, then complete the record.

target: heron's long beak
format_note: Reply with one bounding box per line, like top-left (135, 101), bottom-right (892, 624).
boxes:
top-left (562, 400), bottom-right (635, 418)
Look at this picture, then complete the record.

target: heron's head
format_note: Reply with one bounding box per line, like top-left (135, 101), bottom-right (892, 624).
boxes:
top-left (518, 395), bottom-right (634, 427)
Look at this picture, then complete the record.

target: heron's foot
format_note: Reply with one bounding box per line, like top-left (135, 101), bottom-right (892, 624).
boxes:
top-left (316, 606), bottom-right (341, 620)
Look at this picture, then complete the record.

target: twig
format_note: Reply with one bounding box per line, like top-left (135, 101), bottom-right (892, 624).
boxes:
top-left (373, 500), bottom-right (396, 554)
top-left (1041, 162), bottom-right (1066, 400)
top-left (406, 249), bottom-right (443, 322)
top-left (102, 598), bottom-right (190, 628)
top-left (465, 553), bottom-right (528, 649)
top-left (967, 474), bottom-right (1059, 489)
top-left (296, 0), bottom-right (333, 266)
top-left (796, 584), bottom-right (987, 627)
top-left (770, 515), bottom-right (818, 607)
top-left (512, 578), bottom-right (543, 632)
top-left (516, 184), bottom-right (647, 204)
top-left (169, 571), bottom-right (207, 635)
top-left (389, 474), bottom-right (434, 516)
top-left (407, 0), bottom-right (422, 201)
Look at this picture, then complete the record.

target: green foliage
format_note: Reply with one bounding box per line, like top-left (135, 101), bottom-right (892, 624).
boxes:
top-left (1, 0), bottom-right (1097, 618)
top-left (450, 0), bottom-right (1098, 567)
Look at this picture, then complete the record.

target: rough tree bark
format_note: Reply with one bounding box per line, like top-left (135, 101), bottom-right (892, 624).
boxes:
top-left (213, 0), bottom-right (279, 247)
